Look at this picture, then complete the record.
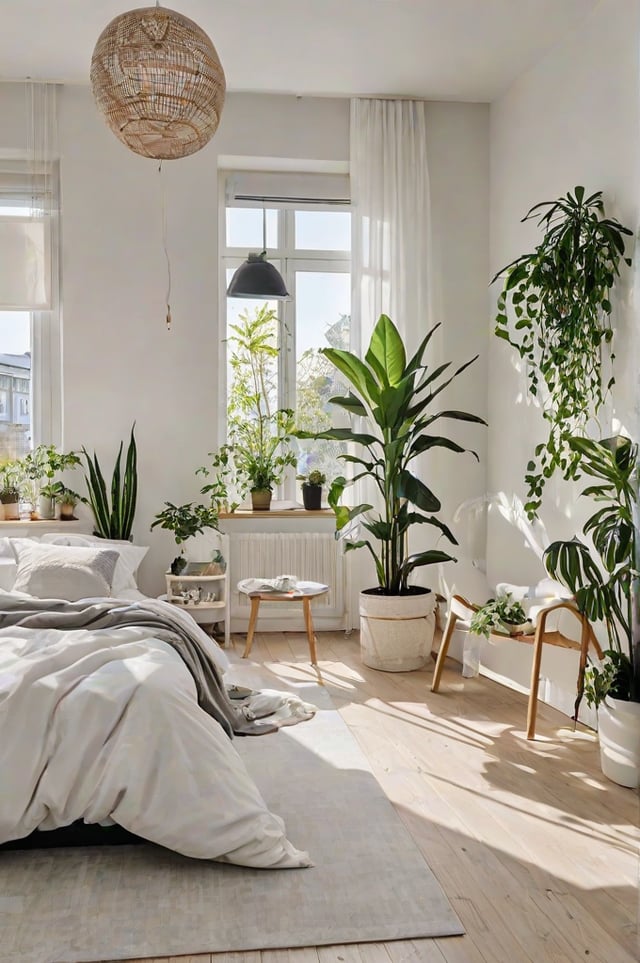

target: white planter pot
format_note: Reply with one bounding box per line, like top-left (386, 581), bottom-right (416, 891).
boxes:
top-left (359, 589), bottom-right (436, 672)
top-left (597, 696), bottom-right (640, 789)
top-left (37, 494), bottom-right (55, 520)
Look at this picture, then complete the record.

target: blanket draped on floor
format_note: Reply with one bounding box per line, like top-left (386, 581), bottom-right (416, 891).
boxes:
top-left (0, 595), bottom-right (313, 867)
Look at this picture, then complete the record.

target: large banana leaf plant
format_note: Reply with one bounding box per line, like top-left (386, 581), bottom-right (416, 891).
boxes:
top-left (544, 435), bottom-right (639, 709)
top-left (302, 314), bottom-right (486, 594)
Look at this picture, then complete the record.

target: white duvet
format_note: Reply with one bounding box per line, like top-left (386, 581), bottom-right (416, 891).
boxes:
top-left (0, 599), bottom-right (311, 868)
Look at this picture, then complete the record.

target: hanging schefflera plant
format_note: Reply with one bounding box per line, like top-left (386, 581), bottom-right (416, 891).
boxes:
top-left (493, 186), bottom-right (633, 518)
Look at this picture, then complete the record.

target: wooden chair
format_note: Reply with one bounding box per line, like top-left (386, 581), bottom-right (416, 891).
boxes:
top-left (431, 594), bottom-right (604, 739)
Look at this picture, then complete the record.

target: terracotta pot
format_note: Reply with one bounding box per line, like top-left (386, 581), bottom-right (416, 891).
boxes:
top-left (1, 499), bottom-right (19, 521)
top-left (359, 588), bottom-right (436, 671)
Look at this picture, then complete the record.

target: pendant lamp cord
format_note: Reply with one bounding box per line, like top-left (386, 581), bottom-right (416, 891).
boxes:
top-left (159, 160), bottom-right (172, 330)
top-left (262, 203), bottom-right (266, 256)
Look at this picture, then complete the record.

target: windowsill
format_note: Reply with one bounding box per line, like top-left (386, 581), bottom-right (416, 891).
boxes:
top-left (218, 509), bottom-right (333, 519)
top-left (0, 519), bottom-right (90, 528)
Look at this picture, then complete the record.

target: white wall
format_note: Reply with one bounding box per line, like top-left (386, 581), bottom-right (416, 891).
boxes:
top-left (0, 84), bottom-right (490, 601)
top-left (58, 89), bottom-right (350, 594)
top-left (486, 0), bottom-right (640, 717)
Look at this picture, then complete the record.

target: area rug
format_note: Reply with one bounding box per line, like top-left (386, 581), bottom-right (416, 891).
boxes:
top-left (0, 686), bottom-right (463, 963)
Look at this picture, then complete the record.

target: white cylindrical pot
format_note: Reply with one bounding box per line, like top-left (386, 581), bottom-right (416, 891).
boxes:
top-left (359, 589), bottom-right (436, 672)
top-left (597, 696), bottom-right (640, 789)
top-left (37, 494), bottom-right (55, 520)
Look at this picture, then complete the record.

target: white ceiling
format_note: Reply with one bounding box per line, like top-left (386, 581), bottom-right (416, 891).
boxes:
top-left (0, 0), bottom-right (599, 101)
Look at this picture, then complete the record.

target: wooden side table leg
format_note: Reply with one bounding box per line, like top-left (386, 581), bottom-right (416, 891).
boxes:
top-left (431, 610), bottom-right (459, 692)
top-left (243, 596), bottom-right (261, 659)
top-left (303, 596), bottom-right (318, 665)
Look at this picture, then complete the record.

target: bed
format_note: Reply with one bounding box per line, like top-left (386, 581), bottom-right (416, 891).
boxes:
top-left (0, 535), bottom-right (313, 869)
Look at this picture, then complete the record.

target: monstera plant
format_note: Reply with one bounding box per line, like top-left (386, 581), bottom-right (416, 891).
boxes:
top-left (544, 435), bottom-right (639, 788)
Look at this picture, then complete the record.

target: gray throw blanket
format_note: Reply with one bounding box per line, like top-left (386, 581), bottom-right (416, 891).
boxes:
top-left (0, 596), bottom-right (278, 737)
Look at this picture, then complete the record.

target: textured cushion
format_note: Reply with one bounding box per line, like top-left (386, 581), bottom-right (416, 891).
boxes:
top-left (39, 534), bottom-right (148, 596)
top-left (10, 540), bottom-right (119, 601)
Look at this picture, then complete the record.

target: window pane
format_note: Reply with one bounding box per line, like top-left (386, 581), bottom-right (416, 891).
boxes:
top-left (0, 311), bottom-right (31, 460)
top-left (295, 210), bottom-right (351, 251)
top-left (294, 272), bottom-right (351, 485)
top-left (226, 208), bottom-right (278, 250)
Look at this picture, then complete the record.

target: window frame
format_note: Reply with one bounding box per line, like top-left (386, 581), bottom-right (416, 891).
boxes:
top-left (219, 175), bottom-right (351, 501)
top-left (0, 159), bottom-right (62, 453)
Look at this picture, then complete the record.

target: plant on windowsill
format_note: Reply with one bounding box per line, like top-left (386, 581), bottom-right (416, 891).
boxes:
top-left (208, 305), bottom-right (297, 512)
top-left (20, 444), bottom-right (81, 520)
top-left (493, 186), bottom-right (633, 518)
top-left (296, 469), bottom-right (326, 510)
top-left (81, 424), bottom-right (138, 540)
top-left (0, 464), bottom-right (22, 521)
top-left (55, 485), bottom-right (81, 520)
top-left (298, 313), bottom-right (486, 671)
top-left (468, 593), bottom-right (532, 639)
top-left (543, 434), bottom-right (639, 788)
top-left (197, 443), bottom-right (241, 514)
top-left (150, 501), bottom-right (220, 575)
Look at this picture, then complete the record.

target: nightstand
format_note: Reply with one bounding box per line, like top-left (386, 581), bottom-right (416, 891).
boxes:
top-left (165, 565), bottom-right (230, 647)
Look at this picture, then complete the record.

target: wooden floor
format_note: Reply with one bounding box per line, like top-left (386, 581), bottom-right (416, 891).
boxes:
top-left (129, 629), bottom-right (638, 963)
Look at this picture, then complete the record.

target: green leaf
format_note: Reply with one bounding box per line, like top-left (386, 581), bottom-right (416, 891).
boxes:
top-left (397, 470), bottom-right (441, 512)
top-left (365, 314), bottom-right (406, 387)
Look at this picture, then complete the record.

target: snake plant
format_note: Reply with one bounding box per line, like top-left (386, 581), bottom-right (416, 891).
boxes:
top-left (82, 425), bottom-right (138, 540)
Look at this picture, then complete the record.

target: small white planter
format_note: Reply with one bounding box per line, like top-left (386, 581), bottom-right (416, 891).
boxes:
top-left (597, 696), bottom-right (640, 789)
top-left (37, 494), bottom-right (55, 520)
top-left (359, 589), bottom-right (436, 672)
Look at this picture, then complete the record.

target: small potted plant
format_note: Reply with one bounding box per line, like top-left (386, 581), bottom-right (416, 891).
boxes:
top-left (55, 485), bottom-right (80, 520)
top-left (20, 444), bottom-right (81, 520)
top-left (0, 462), bottom-right (23, 520)
top-left (297, 469), bottom-right (326, 510)
top-left (468, 593), bottom-right (532, 639)
top-left (151, 501), bottom-right (220, 574)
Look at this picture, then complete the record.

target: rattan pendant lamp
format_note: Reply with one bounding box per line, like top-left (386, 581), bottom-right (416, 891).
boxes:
top-left (90, 3), bottom-right (226, 160)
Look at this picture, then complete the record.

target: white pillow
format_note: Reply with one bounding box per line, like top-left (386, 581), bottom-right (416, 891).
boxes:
top-left (10, 539), bottom-right (119, 602)
top-left (0, 535), bottom-right (42, 592)
top-left (40, 534), bottom-right (148, 596)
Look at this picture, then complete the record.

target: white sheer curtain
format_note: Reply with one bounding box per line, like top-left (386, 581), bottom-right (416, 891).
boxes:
top-left (347, 98), bottom-right (442, 618)
top-left (350, 98), bottom-right (438, 355)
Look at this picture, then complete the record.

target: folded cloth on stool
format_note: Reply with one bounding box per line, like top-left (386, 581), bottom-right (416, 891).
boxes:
top-left (237, 577), bottom-right (329, 597)
top-left (238, 575), bottom-right (300, 594)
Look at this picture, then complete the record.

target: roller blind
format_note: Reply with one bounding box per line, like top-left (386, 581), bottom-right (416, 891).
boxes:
top-left (0, 162), bottom-right (52, 310)
top-left (225, 170), bottom-right (350, 209)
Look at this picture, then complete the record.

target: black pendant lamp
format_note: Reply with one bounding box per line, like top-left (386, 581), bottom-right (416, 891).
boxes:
top-left (226, 207), bottom-right (289, 299)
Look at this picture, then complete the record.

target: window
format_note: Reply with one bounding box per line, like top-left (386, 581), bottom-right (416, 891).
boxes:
top-left (221, 171), bottom-right (351, 499)
top-left (0, 162), bottom-right (61, 460)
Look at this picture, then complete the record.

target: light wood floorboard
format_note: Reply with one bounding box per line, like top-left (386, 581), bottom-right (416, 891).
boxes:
top-left (123, 630), bottom-right (639, 963)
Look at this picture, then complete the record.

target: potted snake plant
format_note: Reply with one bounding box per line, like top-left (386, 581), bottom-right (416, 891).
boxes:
top-left (299, 313), bottom-right (486, 671)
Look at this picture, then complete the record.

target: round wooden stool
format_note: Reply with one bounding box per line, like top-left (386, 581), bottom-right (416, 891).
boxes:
top-left (240, 585), bottom-right (329, 664)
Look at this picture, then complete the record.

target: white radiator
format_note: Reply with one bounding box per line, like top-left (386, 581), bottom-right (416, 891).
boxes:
top-left (230, 532), bottom-right (346, 629)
